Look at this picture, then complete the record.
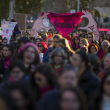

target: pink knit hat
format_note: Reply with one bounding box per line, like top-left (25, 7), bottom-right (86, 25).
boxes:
top-left (74, 34), bottom-right (79, 38)
top-left (18, 42), bottom-right (38, 54)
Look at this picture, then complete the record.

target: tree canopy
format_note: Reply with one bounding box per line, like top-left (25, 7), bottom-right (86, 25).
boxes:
top-left (0, 0), bottom-right (44, 20)
top-left (65, 0), bottom-right (91, 12)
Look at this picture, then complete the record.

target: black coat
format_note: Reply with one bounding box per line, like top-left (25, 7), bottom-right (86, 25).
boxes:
top-left (0, 59), bottom-right (10, 83)
top-left (78, 66), bottom-right (100, 101)
top-left (38, 88), bottom-right (59, 110)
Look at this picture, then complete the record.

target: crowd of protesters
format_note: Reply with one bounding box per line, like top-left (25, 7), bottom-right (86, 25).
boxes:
top-left (0, 22), bottom-right (110, 110)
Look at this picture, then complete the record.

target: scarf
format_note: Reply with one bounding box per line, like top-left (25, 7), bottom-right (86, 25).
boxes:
top-left (9, 77), bottom-right (15, 83)
top-left (98, 48), bottom-right (104, 61)
top-left (3, 56), bottom-right (11, 69)
top-left (75, 45), bottom-right (80, 49)
top-left (39, 86), bottom-right (53, 96)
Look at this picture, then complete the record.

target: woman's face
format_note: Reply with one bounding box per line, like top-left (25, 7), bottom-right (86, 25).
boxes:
top-left (59, 42), bottom-right (65, 48)
top-left (75, 37), bottom-right (79, 44)
top-left (48, 39), bottom-right (53, 46)
top-left (103, 36), bottom-right (107, 41)
top-left (103, 75), bottom-right (110, 96)
top-left (38, 44), bottom-right (44, 52)
top-left (24, 47), bottom-right (36, 64)
top-left (60, 91), bottom-right (80, 110)
top-left (54, 52), bottom-right (63, 64)
top-left (79, 41), bottom-right (83, 47)
top-left (53, 38), bottom-right (59, 48)
top-left (91, 46), bottom-right (96, 54)
top-left (3, 47), bottom-right (11, 57)
top-left (36, 39), bottom-right (40, 46)
top-left (87, 34), bottom-right (92, 42)
top-left (10, 67), bottom-right (24, 82)
top-left (34, 72), bottom-right (49, 88)
top-left (11, 90), bottom-right (26, 109)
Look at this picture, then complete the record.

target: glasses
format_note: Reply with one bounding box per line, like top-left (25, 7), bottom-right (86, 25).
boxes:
top-left (87, 37), bottom-right (92, 38)
top-left (75, 39), bottom-right (78, 40)
top-left (103, 38), bottom-right (107, 39)
top-left (55, 55), bottom-right (62, 58)
top-left (54, 41), bottom-right (59, 43)
top-left (103, 45), bottom-right (109, 47)
top-left (49, 41), bottom-right (53, 43)
top-left (35, 77), bottom-right (42, 82)
top-left (38, 45), bottom-right (43, 47)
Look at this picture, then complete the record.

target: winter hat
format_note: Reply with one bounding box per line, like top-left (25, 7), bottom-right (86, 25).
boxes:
top-left (18, 42), bottom-right (38, 54)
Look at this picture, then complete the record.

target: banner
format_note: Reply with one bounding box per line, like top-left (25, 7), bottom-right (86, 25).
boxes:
top-left (98, 28), bottom-right (110, 32)
top-left (1, 21), bottom-right (17, 42)
top-left (31, 11), bottom-right (84, 38)
top-left (47, 11), bottom-right (84, 37)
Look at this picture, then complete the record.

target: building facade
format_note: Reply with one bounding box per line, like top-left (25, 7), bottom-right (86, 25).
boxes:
top-left (95, 0), bottom-right (110, 28)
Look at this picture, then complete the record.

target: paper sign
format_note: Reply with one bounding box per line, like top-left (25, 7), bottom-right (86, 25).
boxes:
top-left (13, 13), bottom-right (26, 30)
top-left (1, 21), bottom-right (17, 42)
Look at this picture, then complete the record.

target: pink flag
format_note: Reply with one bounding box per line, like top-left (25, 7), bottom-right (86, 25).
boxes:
top-left (47, 11), bottom-right (84, 37)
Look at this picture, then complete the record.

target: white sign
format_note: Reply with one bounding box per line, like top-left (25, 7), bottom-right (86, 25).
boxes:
top-left (43, 18), bottom-right (50, 27)
top-left (70, 9), bottom-right (76, 13)
top-left (1, 21), bottom-right (17, 42)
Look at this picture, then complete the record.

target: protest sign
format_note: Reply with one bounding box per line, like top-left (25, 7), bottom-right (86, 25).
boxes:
top-left (98, 28), bottom-right (110, 32)
top-left (1, 21), bottom-right (17, 42)
top-left (13, 13), bottom-right (26, 30)
top-left (31, 11), bottom-right (84, 38)
top-left (47, 11), bottom-right (84, 37)
top-left (79, 11), bottom-right (99, 41)
top-left (30, 13), bottom-right (50, 38)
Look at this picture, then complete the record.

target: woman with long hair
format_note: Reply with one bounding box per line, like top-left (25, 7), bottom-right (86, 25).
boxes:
top-left (43, 34), bottom-right (62, 63)
top-left (87, 33), bottom-right (98, 46)
top-left (89, 72), bottom-right (110, 110)
top-left (88, 43), bottom-right (98, 54)
top-left (14, 37), bottom-right (30, 58)
top-left (59, 38), bottom-right (74, 53)
top-left (47, 37), bottom-right (53, 48)
top-left (30, 64), bottom-right (57, 103)
top-left (17, 42), bottom-right (40, 75)
top-left (49, 48), bottom-right (67, 75)
top-left (58, 88), bottom-right (87, 110)
top-left (72, 35), bottom-right (80, 51)
top-left (38, 42), bottom-right (48, 54)
top-left (0, 45), bottom-right (11, 80)
top-left (7, 82), bottom-right (36, 110)
top-left (77, 38), bottom-right (89, 53)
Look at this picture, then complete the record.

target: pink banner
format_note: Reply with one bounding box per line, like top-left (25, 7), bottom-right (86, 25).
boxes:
top-left (47, 11), bottom-right (84, 37)
top-left (98, 28), bottom-right (110, 32)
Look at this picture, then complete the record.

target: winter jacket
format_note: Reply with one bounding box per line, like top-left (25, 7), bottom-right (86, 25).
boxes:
top-left (43, 47), bottom-right (55, 63)
top-left (78, 66), bottom-right (100, 101)
top-left (38, 88), bottom-right (59, 110)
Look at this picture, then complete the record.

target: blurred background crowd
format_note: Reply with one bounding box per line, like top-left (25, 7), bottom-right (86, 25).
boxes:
top-left (0, 21), bottom-right (110, 110)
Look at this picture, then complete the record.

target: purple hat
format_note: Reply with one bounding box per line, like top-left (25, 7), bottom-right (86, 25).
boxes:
top-left (18, 42), bottom-right (38, 54)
